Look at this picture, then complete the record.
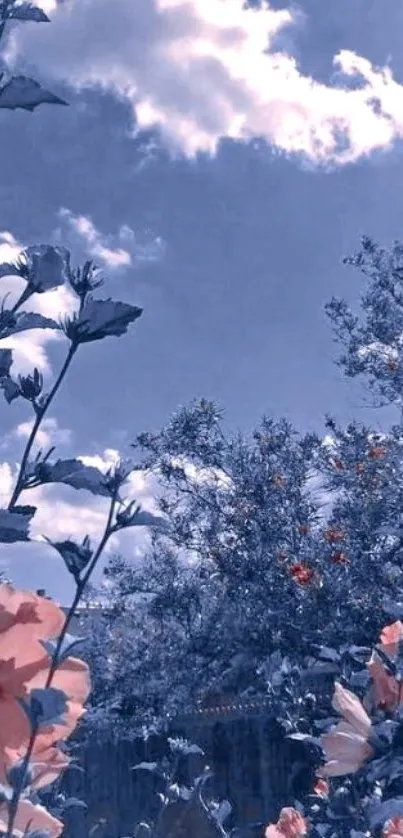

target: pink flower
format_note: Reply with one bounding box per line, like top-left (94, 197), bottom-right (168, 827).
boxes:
top-left (0, 585), bottom-right (65, 638)
top-left (367, 621), bottom-right (403, 712)
top-left (265, 808), bottom-right (308, 838)
top-left (380, 621), bottom-right (403, 657)
top-left (0, 584), bottom-right (92, 838)
top-left (382, 817), bottom-right (403, 838)
top-left (317, 682), bottom-right (374, 777)
top-left (0, 799), bottom-right (63, 837)
top-left (312, 778), bottom-right (328, 798)
top-left (0, 585), bottom-right (90, 749)
top-left (1, 736), bottom-right (70, 790)
top-left (368, 653), bottom-right (402, 712)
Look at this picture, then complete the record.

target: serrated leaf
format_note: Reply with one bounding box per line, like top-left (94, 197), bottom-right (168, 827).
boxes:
top-left (65, 296), bottom-right (142, 344)
top-left (34, 458), bottom-right (113, 497)
top-left (0, 76), bottom-right (67, 111)
top-left (0, 505), bottom-right (36, 542)
top-left (7, 3), bottom-right (50, 21)
top-left (0, 311), bottom-right (60, 339)
top-left (40, 632), bottom-right (87, 665)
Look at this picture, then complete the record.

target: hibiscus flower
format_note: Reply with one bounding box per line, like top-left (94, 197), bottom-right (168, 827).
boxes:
top-left (0, 798), bottom-right (63, 838)
top-left (383, 817), bottom-right (403, 838)
top-left (0, 734), bottom-right (70, 791)
top-left (312, 778), bottom-right (328, 798)
top-left (265, 807), bottom-right (308, 838)
top-left (368, 621), bottom-right (403, 712)
top-left (0, 585), bottom-right (90, 749)
top-left (317, 682), bottom-right (374, 777)
top-left (380, 621), bottom-right (403, 657)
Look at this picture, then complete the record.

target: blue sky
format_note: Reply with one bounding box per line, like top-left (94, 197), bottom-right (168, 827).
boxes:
top-left (1, 0), bottom-right (403, 604)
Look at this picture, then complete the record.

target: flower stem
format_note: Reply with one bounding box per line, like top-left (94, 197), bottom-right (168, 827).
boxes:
top-left (8, 343), bottom-right (78, 510)
top-left (5, 491), bottom-right (118, 838)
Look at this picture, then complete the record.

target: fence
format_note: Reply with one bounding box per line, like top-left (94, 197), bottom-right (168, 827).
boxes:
top-left (57, 695), bottom-right (323, 838)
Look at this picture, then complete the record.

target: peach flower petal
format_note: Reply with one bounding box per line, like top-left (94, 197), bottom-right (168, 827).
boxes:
top-left (1, 737), bottom-right (71, 790)
top-left (265, 808), bottom-right (308, 838)
top-left (368, 653), bottom-right (402, 711)
top-left (0, 584), bottom-right (65, 643)
top-left (380, 621), bottom-right (403, 657)
top-left (0, 697), bottom-right (31, 748)
top-left (27, 656), bottom-right (91, 706)
top-left (332, 683), bottom-right (372, 738)
top-left (383, 817), bottom-right (403, 838)
top-left (0, 799), bottom-right (63, 838)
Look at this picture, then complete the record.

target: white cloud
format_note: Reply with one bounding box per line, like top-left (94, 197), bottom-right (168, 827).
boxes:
top-left (57, 209), bottom-right (132, 270)
top-left (0, 231), bottom-right (22, 264)
top-left (168, 455), bottom-right (233, 489)
top-left (6, 0), bottom-right (403, 165)
top-left (12, 417), bottom-right (72, 450)
top-left (0, 462), bottom-right (14, 506)
top-left (56, 208), bottom-right (166, 267)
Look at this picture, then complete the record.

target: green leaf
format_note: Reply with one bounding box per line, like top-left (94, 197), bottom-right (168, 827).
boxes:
top-left (0, 311), bottom-right (60, 339)
top-left (7, 3), bottom-right (50, 22)
top-left (18, 687), bottom-right (69, 731)
top-left (64, 297), bottom-right (142, 344)
top-left (0, 506), bottom-right (36, 542)
top-left (0, 76), bottom-right (67, 111)
top-left (34, 458), bottom-right (114, 497)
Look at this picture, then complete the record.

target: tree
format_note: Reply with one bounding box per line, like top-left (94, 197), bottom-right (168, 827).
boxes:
top-left (80, 235), bottom-right (403, 738)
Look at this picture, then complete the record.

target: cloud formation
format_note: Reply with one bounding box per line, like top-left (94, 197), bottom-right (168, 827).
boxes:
top-left (57, 209), bottom-right (132, 269)
top-left (6, 0), bottom-right (403, 165)
top-left (56, 209), bottom-right (166, 268)
top-left (12, 416), bottom-right (73, 450)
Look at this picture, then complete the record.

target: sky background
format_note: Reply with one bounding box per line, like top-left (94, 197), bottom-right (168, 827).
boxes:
top-left (1, 0), bottom-right (403, 604)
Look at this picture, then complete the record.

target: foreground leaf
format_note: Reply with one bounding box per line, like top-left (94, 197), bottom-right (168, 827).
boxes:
top-left (0, 506), bottom-right (36, 542)
top-left (0, 376), bottom-right (20, 403)
top-left (44, 536), bottom-right (93, 578)
top-left (64, 297), bottom-right (142, 344)
top-left (18, 687), bottom-right (69, 731)
top-left (33, 458), bottom-right (113, 497)
top-left (6, 3), bottom-right (50, 22)
top-left (40, 632), bottom-right (87, 665)
top-left (0, 76), bottom-right (67, 111)
top-left (0, 311), bottom-right (60, 339)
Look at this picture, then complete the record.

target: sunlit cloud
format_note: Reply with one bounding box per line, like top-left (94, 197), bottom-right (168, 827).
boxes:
top-left (6, 0), bottom-right (403, 165)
